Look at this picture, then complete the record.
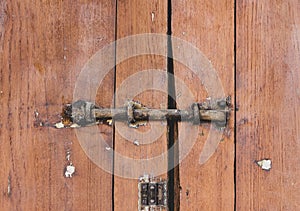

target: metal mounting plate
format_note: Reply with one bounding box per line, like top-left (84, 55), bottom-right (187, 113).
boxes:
top-left (138, 175), bottom-right (168, 211)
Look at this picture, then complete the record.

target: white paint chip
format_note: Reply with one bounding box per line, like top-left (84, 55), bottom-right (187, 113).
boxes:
top-left (7, 176), bottom-right (11, 196)
top-left (34, 110), bottom-right (39, 118)
top-left (65, 164), bottom-right (75, 178)
top-left (151, 12), bottom-right (155, 22)
top-left (256, 159), bottom-right (272, 171)
top-left (129, 121), bottom-right (147, 128)
top-left (70, 123), bottom-right (80, 128)
top-left (133, 140), bottom-right (140, 146)
top-left (66, 152), bottom-right (71, 161)
top-left (105, 146), bottom-right (111, 151)
top-left (55, 122), bottom-right (65, 129)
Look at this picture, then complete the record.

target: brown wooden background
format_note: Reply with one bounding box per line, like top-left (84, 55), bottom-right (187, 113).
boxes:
top-left (0, 0), bottom-right (299, 210)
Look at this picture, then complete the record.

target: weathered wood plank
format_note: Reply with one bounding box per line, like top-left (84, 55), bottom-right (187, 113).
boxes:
top-left (172, 0), bottom-right (235, 210)
top-left (0, 0), bottom-right (115, 210)
top-left (236, 0), bottom-right (300, 210)
top-left (114, 0), bottom-right (168, 210)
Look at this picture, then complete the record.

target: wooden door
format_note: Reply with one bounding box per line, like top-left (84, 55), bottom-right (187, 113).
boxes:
top-left (0, 0), bottom-right (299, 210)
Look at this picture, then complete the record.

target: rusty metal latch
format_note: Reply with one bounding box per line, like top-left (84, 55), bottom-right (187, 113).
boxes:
top-left (54, 97), bottom-right (231, 128)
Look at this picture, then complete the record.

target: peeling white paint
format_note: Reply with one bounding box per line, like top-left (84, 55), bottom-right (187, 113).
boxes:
top-left (55, 122), bottom-right (65, 129)
top-left (129, 121), bottom-right (147, 128)
top-left (66, 152), bottom-right (71, 161)
top-left (256, 159), bottom-right (272, 171)
top-left (70, 123), bottom-right (80, 128)
top-left (34, 110), bottom-right (39, 118)
top-left (133, 140), bottom-right (140, 146)
top-left (7, 175), bottom-right (11, 196)
top-left (151, 12), bottom-right (155, 22)
top-left (65, 164), bottom-right (75, 178)
top-left (107, 119), bottom-right (112, 126)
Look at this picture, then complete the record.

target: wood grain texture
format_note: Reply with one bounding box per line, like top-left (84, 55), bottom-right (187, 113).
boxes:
top-left (0, 0), bottom-right (115, 210)
top-left (114, 0), bottom-right (168, 210)
top-left (172, 0), bottom-right (235, 210)
top-left (236, 0), bottom-right (300, 210)
top-left (2, 0), bottom-right (300, 210)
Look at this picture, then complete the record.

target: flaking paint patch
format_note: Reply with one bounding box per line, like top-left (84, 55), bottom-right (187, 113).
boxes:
top-left (65, 164), bottom-right (75, 178)
top-left (133, 140), bottom-right (140, 146)
top-left (7, 175), bottom-right (11, 196)
top-left (256, 159), bottom-right (272, 171)
top-left (66, 151), bottom-right (71, 161)
top-left (64, 146), bottom-right (75, 178)
top-left (151, 12), bottom-right (155, 22)
top-left (55, 122), bottom-right (64, 128)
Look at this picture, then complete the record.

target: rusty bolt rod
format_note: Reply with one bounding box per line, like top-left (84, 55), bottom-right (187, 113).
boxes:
top-left (93, 108), bottom-right (228, 122)
top-left (61, 100), bottom-right (230, 127)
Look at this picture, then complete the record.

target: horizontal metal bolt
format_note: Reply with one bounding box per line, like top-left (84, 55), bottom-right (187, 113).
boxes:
top-left (57, 97), bottom-right (231, 128)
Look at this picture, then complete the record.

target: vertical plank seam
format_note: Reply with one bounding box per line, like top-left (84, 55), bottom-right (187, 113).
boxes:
top-left (167, 0), bottom-right (180, 210)
top-left (112, 0), bottom-right (118, 210)
top-left (234, 0), bottom-right (237, 210)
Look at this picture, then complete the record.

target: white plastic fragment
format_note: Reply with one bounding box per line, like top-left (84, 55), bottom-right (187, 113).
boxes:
top-left (256, 159), bottom-right (272, 171)
top-left (65, 164), bottom-right (75, 178)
